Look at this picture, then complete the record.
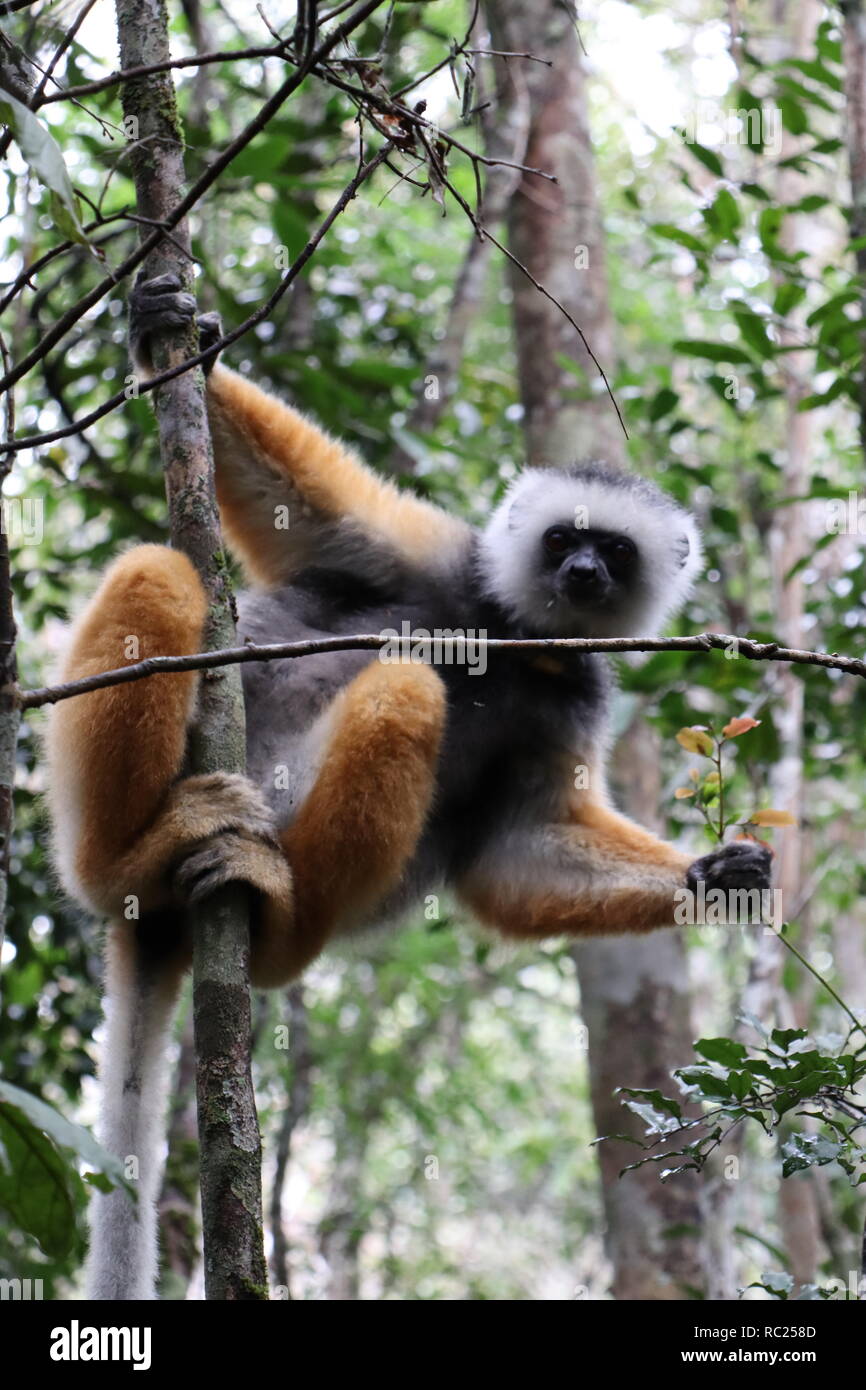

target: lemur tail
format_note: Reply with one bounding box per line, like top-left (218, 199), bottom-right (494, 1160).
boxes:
top-left (86, 930), bottom-right (185, 1300)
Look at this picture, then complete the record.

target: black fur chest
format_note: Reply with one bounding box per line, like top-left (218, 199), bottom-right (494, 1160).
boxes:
top-left (430, 640), bottom-right (608, 859)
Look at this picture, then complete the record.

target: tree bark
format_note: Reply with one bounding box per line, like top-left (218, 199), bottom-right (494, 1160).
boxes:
top-left (390, 35), bottom-right (530, 474)
top-left (157, 1012), bottom-right (201, 1297)
top-left (762, 0), bottom-right (820, 1292)
top-left (114, 0), bottom-right (266, 1300)
top-left (485, 0), bottom-right (707, 1299)
top-left (486, 2), bottom-right (624, 466)
top-left (0, 479), bottom-right (18, 962)
top-left (270, 984), bottom-right (313, 1295)
top-left (843, 0), bottom-right (866, 455)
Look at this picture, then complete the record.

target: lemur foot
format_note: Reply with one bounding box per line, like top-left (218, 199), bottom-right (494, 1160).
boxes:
top-left (172, 831), bottom-right (293, 907)
top-left (129, 272), bottom-right (223, 375)
top-left (167, 772), bottom-right (279, 846)
top-left (685, 840), bottom-right (773, 895)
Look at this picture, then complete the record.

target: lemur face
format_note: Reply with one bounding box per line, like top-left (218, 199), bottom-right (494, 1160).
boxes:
top-left (541, 523), bottom-right (640, 617)
top-left (478, 465), bottom-right (703, 639)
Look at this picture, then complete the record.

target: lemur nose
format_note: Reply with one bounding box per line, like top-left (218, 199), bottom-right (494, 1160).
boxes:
top-left (563, 553), bottom-right (610, 601)
top-left (566, 556), bottom-right (601, 586)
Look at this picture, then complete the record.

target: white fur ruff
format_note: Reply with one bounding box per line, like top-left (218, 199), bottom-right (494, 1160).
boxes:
top-left (478, 465), bottom-right (703, 636)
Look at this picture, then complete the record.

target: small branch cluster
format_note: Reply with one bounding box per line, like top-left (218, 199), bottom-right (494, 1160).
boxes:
top-left (0, 0), bottom-right (624, 453)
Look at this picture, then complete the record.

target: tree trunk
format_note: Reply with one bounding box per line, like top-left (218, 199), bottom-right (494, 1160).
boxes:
top-left (843, 0), bottom-right (866, 455)
top-left (157, 1013), bottom-right (201, 1298)
top-left (114, 0), bottom-right (266, 1300)
top-left (270, 984), bottom-right (313, 1295)
top-left (485, 0), bottom-right (706, 1299)
top-left (764, 0), bottom-right (821, 1290)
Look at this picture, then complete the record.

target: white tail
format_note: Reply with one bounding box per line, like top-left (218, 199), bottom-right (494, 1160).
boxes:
top-left (86, 931), bottom-right (184, 1300)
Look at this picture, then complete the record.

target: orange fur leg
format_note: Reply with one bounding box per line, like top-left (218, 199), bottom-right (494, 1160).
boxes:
top-left (250, 660), bottom-right (446, 986)
top-left (46, 545), bottom-right (208, 916)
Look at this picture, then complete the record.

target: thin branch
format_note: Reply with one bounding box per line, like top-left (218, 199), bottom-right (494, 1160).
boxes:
top-left (36, 43), bottom-right (294, 106)
top-left (393, 0), bottom-right (480, 99)
top-left (20, 631), bottom-right (866, 711)
top-left (2, 142), bottom-right (392, 452)
top-left (432, 159), bottom-right (629, 439)
top-left (464, 48), bottom-right (553, 65)
top-left (0, 0), bottom-right (383, 396)
top-left (32, 0), bottom-right (99, 103)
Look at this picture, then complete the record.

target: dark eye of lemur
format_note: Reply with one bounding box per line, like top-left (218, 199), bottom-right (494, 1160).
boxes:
top-left (542, 526), bottom-right (637, 570)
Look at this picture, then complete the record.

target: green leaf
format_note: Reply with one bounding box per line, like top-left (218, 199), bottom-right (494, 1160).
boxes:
top-left (673, 339), bottom-right (753, 364)
top-left (273, 203), bottom-right (310, 262)
top-left (741, 181), bottom-right (770, 201)
top-left (0, 1080), bottom-right (128, 1185)
top-left (728, 1071), bottom-right (754, 1102)
top-left (786, 57), bottom-right (843, 93)
top-left (0, 1087), bottom-right (85, 1257)
top-left (684, 139), bottom-right (724, 177)
top-left (773, 282), bottom-right (806, 317)
top-left (778, 95), bottom-right (809, 136)
top-left (769, 1027), bottom-right (809, 1052)
top-left (811, 137), bottom-right (843, 155)
top-left (733, 308), bottom-right (775, 360)
top-left (648, 386), bottom-right (679, 421)
top-left (734, 91), bottom-right (765, 151)
top-left (695, 1037), bottom-right (748, 1067)
top-left (776, 75), bottom-right (835, 116)
top-left (616, 1087), bottom-right (682, 1120)
top-left (798, 378), bottom-right (847, 410)
top-left (806, 289), bottom-right (859, 327)
top-left (651, 223), bottom-right (706, 255)
top-left (0, 91), bottom-right (85, 239)
top-left (703, 187), bottom-right (741, 239)
top-left (677, 1068), bottom-right (733, 1099)
top-left (790, 194), bottom-right (828, 213)
top-left (782, 1133), bottom-right (843, 1177)
top-left (757, 1270), bottom-right (794, 1298)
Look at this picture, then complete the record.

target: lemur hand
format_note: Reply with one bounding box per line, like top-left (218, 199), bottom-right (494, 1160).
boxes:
top-left (129, 272), bottom-right (223, 377)
top-left (172, 832), bottom-right (293, 907)
top-left (167, 772), bottom-right (292, 907)
top-left (685, 839), bottom-right (773, 895)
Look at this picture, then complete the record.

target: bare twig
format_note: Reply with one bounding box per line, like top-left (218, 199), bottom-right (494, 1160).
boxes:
top-left (20, 630), bottom-right (866, 712)
top-left (465, 48), bottom-right (553, 65)
top-left (2, 142), bottom-right (392, 453)
top-left (0, 0), bottom-right (383, 396)
top-left (36, 43), bottom-right (294, 106)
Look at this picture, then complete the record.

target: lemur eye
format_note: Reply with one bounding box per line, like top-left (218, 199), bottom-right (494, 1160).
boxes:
top-left (543, 526), bottom-right (573, 555)
top-left (607, 536), bottom-right (636, 562)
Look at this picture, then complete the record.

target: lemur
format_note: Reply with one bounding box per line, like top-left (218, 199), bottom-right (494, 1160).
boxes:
top-left (46, 275), bottom-right (772, 1298)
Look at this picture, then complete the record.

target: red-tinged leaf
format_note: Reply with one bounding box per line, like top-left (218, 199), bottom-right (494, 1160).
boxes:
top-left (722, 715), bottom-right (761, 738)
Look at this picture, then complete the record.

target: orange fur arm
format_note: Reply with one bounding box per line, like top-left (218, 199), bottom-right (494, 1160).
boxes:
top-left (206, 364), bottom-right (470, 586)
top-left (458, 795), bottom-right (692, 941)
